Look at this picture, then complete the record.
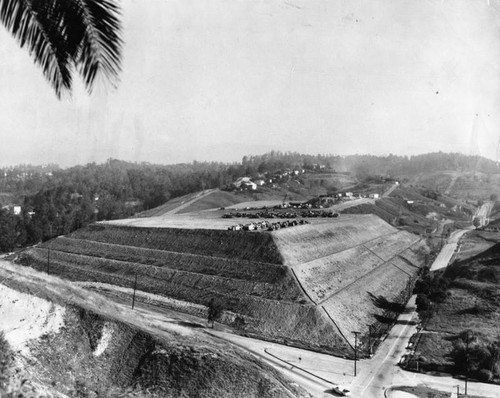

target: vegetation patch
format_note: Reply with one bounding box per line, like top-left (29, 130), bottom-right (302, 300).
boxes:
top-left (410, 246), bottom-right (500, 383)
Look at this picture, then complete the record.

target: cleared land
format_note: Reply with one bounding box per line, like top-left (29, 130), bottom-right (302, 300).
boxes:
top-left (19, 213), bottom-right (428, 357)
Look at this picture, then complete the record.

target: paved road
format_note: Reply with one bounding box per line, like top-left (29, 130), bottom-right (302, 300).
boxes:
top-left (430, 201), bottom-right (492, 272)
top-left (429, 228), bottom-right (472, 272)
top-left (350, 296), bottom-right (418, 398)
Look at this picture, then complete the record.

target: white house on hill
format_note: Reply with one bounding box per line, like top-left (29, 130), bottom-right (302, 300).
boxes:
top-left (233, 177), bottom-right (257, 190)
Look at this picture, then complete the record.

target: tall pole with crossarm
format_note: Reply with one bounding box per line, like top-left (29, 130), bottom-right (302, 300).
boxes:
top-left (352, 331), bottom-right (361, 376)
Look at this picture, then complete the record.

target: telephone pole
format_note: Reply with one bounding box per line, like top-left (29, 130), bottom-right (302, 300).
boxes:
top-left (368, 325), bottom-right (372, 356)
top-left (352, 331), bottom-right (361, 376)
top-left (47, 247), bottom-right (50, 275)
top-left (465, 331), bottom-right (469, 396)
top-left (131, 272), bottom-right (138, 309)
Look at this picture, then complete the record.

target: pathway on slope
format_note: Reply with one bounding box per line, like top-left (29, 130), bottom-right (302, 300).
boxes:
top-left (162, 189), bottom-right (217, 215)
top-left (444, 173), bottom-right (459, 196)
top-left (383, 183), bottom-right (399, 198)
top-left (331, 197), bottom-right (375, 211)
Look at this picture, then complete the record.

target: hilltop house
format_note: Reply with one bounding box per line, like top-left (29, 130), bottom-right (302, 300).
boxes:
top-left (233, 177), bottom-right (257, 190)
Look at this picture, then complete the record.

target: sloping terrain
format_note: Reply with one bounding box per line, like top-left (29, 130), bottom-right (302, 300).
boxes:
top-left (411, 244), bottom-right (500, 382)
top-left (18, 214), bottom-right (428, 357)
top-left (0, 261), bottom-right (310, 398)
top-left (272, 215), bottom-right (428, 346)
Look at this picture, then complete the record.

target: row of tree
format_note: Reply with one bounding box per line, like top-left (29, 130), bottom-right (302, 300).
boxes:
top-left (1, 152), bottom-right (498, 252)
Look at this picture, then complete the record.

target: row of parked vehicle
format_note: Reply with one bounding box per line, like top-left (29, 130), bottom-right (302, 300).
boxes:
top-left (227, 219), bottom-right (310, 231)
top-left (222, 211), bottom-right (339, 219)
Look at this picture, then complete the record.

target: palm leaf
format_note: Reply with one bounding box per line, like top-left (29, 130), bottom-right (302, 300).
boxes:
top-left (0, 0), bottom-right (73, 97)
top-left (75, 0), bottom-right (123, 92)
top-left (0, 0), bottom-right (122, 97)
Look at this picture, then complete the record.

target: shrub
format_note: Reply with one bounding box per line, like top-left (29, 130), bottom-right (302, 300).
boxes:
top-left (0, 332), bottom-right (13, 391)
top-left (476, 369), bottom-right (493, 382)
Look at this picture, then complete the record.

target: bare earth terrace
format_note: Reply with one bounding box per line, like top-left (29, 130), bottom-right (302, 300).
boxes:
top-left (18, 213), bottom-right (429, 357)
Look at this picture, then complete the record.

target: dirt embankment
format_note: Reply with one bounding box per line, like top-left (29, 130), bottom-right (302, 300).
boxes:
top-left (70, 224), bottom-right (284, 264)
top-left (18, 223), bottom-right (353, 357)
top-left (17, 214), bottom-right (428, 358)
top-left (0, 266), bottom-right (310, 398)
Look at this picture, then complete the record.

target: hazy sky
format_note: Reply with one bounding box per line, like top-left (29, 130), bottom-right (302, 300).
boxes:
top-left (0, 0), bottom-right (499, 167)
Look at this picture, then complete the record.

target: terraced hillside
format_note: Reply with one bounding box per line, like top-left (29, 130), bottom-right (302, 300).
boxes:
top-left (272, 215), bottom-right (429, 347)
top-left (19, 214), bottom-right (429, 357)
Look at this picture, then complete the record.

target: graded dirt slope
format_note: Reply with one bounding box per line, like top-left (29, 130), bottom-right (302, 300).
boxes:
top-left (271, 214), bottom-right (428, 347)
top-left (19, 221), bottom-right (353, 356)
top-left (19, 214), bottom-right (428, 357)
top-left (320, 240), bottom-right (428, 347)
top-left (271, 215), bottom-right (397, 265)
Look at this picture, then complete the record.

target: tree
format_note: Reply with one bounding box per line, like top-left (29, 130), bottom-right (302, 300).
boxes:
top-left (0, 0), bottom-right (122, 97)
top-left (207, 298), bottom-right (223, 329)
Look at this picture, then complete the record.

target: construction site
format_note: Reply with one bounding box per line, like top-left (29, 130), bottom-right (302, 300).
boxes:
top-left (18, 191), bottom-right (430, 359)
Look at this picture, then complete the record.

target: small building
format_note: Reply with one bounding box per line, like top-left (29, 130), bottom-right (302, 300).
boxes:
top-left (345, 192), bottom-right (354, 198)
top-left (254, 179), bottom-right (265, 186)
top-left (12, 205), bottom-right (22, 215)
top-left (241, 181), bottom-right (257, 190)
top-left (233, 177), bottom-right (256, 190)
top-left (483, 218), bottom-right (500, 232)
top-left (369, 193), bottom-right (380, 199)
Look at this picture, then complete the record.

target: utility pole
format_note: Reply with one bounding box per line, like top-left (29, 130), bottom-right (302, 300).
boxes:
top-left (368, 325), bottom-right (372, 357)
top-left (352, 331), bottom-right (361, 377)
top-left (47, 247), bottom-right (50, 275)
top-left (131, 272), bottom-right (138, 310)
top-left (465, 331), bottom-right (469, 396)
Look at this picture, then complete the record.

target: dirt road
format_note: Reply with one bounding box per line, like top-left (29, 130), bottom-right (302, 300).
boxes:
top-left (383, 183), bottom-right (399, 198)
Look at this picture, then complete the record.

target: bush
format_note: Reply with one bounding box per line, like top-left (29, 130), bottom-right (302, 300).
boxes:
top-left (0, 332), bottom-right (12, 389)
top-left (416, 294), bottom-right (431, 314)
top-left (477, 267), bottom-right (497, 283)
top-left (476, 369), bottom-right (493, 382)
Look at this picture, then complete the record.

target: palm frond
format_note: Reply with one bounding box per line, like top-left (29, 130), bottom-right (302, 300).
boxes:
top-left (0, 0), bottom-right (73, 97)
top-left (0, 0), bottom-right (122, 97)
top-left (76, 0), bottom-right (123, 92)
